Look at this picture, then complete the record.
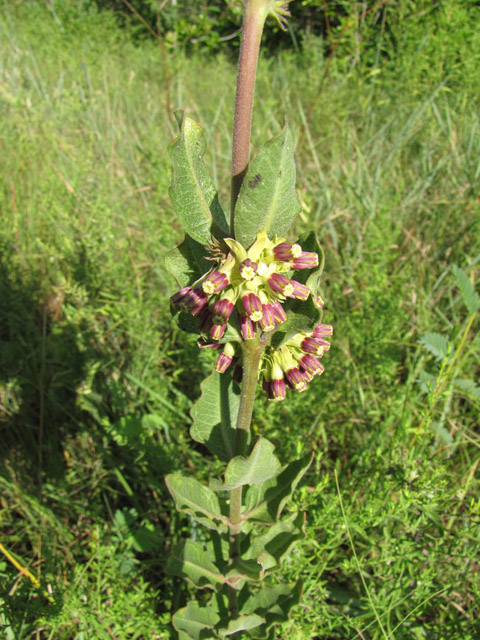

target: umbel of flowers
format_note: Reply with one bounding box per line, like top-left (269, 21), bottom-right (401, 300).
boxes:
top-left (171, 231), bottom-right (332, 400)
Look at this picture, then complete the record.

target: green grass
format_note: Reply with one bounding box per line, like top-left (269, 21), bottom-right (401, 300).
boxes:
top-left (1, 1), bottom-right (479, 639)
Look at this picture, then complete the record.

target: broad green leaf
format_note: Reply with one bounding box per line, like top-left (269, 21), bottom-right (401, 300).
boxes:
top-left (452, 264), bottom-right (480, 314)
top-left (168, 539), bottom-right (225, 590)
top-left (168, 111), bottom-right (228, 245)
top-left (218, 614), bottom-right (265, 637)
top-left (173, 600), bottom-right (220, 639)
top-left (165, 234), bottom-right (210, 288)
top-left (244, 512), bottom-right (306, 572)
top-left (223, 437), bottom-right (281, 491)
top-left (418, 332), bottom-right (449, 360)
top-left (191, 370), bottom-right (242, 461)
top-left (234, 127), bottom-right (301, 249)
top-left (165, 474), bottom-right (228, 531)
top-left (243, 454), bottom-right (313, 523)
top-left (241, 583), bottom-right (302, 639)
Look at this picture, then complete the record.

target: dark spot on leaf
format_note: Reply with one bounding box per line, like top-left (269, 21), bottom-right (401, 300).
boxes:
top-left (248, 174), bottom-right (262, 189)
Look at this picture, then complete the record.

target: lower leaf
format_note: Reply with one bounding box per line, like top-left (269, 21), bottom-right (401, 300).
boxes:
top-left (173, 601), bottom-right (220, 640)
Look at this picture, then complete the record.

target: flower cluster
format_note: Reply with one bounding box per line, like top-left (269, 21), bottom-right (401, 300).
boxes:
top-left (170, 231), bottom-right (320, 342)
top-left (261, 323), bottom-right (332, 401)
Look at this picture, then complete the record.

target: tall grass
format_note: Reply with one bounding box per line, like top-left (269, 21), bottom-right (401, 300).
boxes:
top-left (1, 1), bottom-right (479, 639)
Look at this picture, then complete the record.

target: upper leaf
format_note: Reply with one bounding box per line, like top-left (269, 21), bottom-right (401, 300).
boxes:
top-left (222, 437), bottom-right (281, 491)
top-left (168, 111), bottom-right (228, 245)
top-left (165, 234), bottom-right (211, 289)
top-left (190, 370), bottom-right (242, 461)
top-left (234, 127), bottom-right (301, 249)
top-left (165, 473), bottom-right (229, 532)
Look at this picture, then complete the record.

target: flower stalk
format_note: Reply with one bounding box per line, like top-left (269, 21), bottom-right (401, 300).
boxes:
top-left (231, 0), bottom-right (270, 228)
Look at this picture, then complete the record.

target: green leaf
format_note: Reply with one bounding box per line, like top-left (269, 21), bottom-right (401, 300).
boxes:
top-left (191, 370), bottom-right (242, 461)
top-left (168, 111), bottom-right (228, 245)
top-left (417, 369), bottom-right (437, 394)
top-left (226, 558), bottom-right (264, 588)
top-left (243, 454), bottom-right (312, 523)
top-left (452, 264), bottom-right (480, 315)
top-left (173, 601), bottom-right (220, 639)
top-left (454, 378), bottom-right (480, 398)
top-left (418, 332), bottom-right (449, 360)
top-left (234, 127), bottom-right (301, 249)
top-left (222, 437), bottom-right (281, 491)
top-left (244, 512), bottom-right (306, 572)
top-left (430, 421), bottom-right (454, 446)
top-left (168, 539), bottom-right (225, 590)
top-left (165, 234), bottom-right (210, 289)
top-left (165, 474), bottom-right (228, 531)
top-left (241, 583), bottom-right (303, 638)
top-left (218, 614), bottom-right (265, 637)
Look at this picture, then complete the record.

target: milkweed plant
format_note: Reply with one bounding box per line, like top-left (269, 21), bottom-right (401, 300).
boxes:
top-left (165, 1), bottom-right (332, 637)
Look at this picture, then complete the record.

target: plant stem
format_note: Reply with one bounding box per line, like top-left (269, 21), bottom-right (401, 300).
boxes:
top-left (230, 0), bottom-right (270, 233)
top-left (228, 338), bottom-right (263, 621)
top-left (227, 0), bottom-right (269, 625)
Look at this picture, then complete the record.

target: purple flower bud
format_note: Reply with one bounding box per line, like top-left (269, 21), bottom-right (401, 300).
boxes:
top-left (215, 352), bottom-right (233, 373)
top-left (171, 286), bottom-right (208, 316)
top-left (259, 303), bottom-right (275, 331)
top-left (170, 286), bottom-right (192, 306)
top-left (202, 271), bottom-right (229, 295)
top-left (313, 324), bottom-right (333, 338)
top-left (292, 252), bottom-right (319, 269)
top-left (285, 368), bottom-right (308, 392)
top-left (197, 338), bottom-right (223, 350)
top-left (301, 336), bottom-right (325, 356)
top-left (198, 308), bottom-right (213, 334)
top-left (273, 242), bottom-right (302, 261)
top-left (188, 288), bottom-right (209, 315)
top-left (239, 315), bottom-right (256, 340)
top-left (271, 301), bottom-right (287, 324)
top-left (268, 273), bottom-right (294, 297)
top-left (269, 378), bottom-right (286, 402)
top-left (212, 298), bottom-right (234, 324)
top-left (299, 354), bottom-right (324, 377)
top-left (239, 258), bottom-right (258, 281)
top-left (210, 323), bottom-right (227, 341)
top-left (314, 295), bottom-right (324, 309)
top-left (242, 293), bottom-right (263, 322)
top-left (288, 280), bottom-right (310, 301)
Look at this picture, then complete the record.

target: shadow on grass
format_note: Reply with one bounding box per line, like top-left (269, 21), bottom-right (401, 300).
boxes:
top-left (0, 245), bottom-right (92, 480)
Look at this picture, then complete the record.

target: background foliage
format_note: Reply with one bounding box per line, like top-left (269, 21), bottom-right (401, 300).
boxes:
top-left (1, 0), bottom-right (479, 638)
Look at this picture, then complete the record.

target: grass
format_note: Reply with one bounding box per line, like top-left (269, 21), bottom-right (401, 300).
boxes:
top-left (1, 1), bottom-right (479, 638)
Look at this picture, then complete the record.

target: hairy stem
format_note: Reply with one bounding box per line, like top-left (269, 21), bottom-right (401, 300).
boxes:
top-left (230, 0), bottom-right (270, 232)
top-left (228, 338), bottom-right (263, 621)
